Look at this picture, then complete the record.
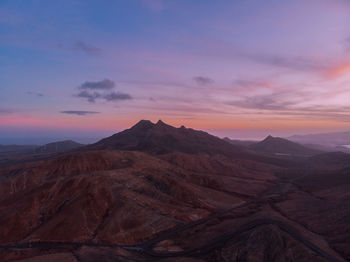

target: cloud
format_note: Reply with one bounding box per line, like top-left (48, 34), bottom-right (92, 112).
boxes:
top-left (76, 90), bottom-right (101, 103)
top-left (27, 91), bottom-right (44, 97)
top-left (228, 95), bottom-right (296, 110)
top-left (60, 110), bottom-right (100, 116)
top-left (232, 79), bottom-right (273, 93)
top-left (193, 76), bottom-right (214, 85)
top-left (103, 91), bottom-right (132, 101)
top-left (243, 53), bottom-right (327, 72)
top-left (327, 61), bottom-right (350, 78)
top-left (73, 41), bottom-right (101, 56)
top-left (226, 89), bottom-right (350, 122)
top-left (238, 51), bottom-right (350, 79)
top-left (79, 79), bottom-right (115, 90)
top-left (74, 79), bottom-right (133, 103)
top-left (268, 106), bottom-right (350, 122)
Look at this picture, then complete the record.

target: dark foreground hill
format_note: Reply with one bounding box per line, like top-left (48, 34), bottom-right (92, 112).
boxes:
top-left (0, 121), bottom-right (349, 262)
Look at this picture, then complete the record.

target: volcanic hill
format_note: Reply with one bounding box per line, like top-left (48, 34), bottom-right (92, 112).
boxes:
top-left (0, 120), bottom-right (349, 262)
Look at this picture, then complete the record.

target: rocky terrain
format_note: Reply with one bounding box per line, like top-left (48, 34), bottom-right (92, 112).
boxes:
top-left (0, 121), bottom-right (349, 262)
top-left (0, 141), bottom-right (83, 167)
top-left (35, 140), bottom-right (83, 154)
top-left (0, 145), bottom-right (38, 163)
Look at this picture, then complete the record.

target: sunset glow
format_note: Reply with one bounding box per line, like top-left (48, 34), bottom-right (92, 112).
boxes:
top-left (1, 0), bottom-right (350, 143)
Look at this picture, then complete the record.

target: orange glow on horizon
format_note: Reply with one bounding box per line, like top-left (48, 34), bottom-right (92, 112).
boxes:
top-left (328, 62), bottom-right (350, 78)
top-left (2, 112), bottom-right (349, 134)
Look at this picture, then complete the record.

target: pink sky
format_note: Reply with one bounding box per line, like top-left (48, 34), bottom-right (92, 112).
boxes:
top-left (1, 0), bottom-right (350, 143)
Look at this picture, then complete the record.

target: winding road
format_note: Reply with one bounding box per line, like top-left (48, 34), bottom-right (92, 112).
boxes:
top-left (0, 179), bottom-right (348, 262)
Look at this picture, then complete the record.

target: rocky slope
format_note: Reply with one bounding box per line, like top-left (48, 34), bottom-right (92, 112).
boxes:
top-left (0, 121), bottom-right (349, 262)
top-left (84, 120), bottom-right (244, 156)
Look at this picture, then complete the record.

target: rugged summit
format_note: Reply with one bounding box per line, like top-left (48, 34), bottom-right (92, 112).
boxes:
top-left (85, 120), bottom-right (243, 156)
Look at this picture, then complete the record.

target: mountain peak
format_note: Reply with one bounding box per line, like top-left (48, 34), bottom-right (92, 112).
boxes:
top-left (136, 119), bottom-right (153, 125)
top-left (156, 119), bottom-right (166, 126)
top-left (131, 120), bottom-right (155, 130)
top-left (35, 140), bottom-right (83, 154)
top-left (250, 135), bottom-right (321, 156)
top-left (85, 119), bottom-right (245, 156)
top-left (155, 119), bottom-right (174, 130)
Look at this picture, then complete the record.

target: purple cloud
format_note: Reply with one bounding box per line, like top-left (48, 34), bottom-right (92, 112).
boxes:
top-left (79, 79), bottom-right (115, 90)
top-left (73, 41), bottom-right (101, 56)
top-left (60, 110), bottom-right (100, 116)
top-left (193, 76), bottom-right (214, 85)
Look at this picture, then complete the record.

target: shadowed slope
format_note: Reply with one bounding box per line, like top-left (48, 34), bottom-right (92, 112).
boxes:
top-left (85, 120), bottom-right (243, 156)
top-left (83, 120), bottom-right (294, 167)
top-left (249, 135), bottom-right (322, 157)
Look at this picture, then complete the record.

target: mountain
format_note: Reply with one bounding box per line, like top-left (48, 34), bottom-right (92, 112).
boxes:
top-left (301, 143), bottom-right (350, 154)
top-left (307, 151), bottom-right (350, 168)
top-left (1, 149), bottom-right (345, 261)
top-left (35, 140), bottom-right (84, 154)
top-left (85, 120), bottom-right (245, 156)
top-left (223, 137), bottom-right (256, 147)
top-left (84, 120), bottom-right (296, 167)
top-left (249, 135), bottom-right (322, 157)
top-left (0, 149), bottom-right (282, 261)
top-left (0, 145), bottom-right (39, 165)
top-left (288, 130), bottom-right (350, 148)
top-left (0, 144), bottom-right (38, 152)
top-left (1, 121), bottom-right (350, 262)
top-left (0, 144), bottom-right (38, 155)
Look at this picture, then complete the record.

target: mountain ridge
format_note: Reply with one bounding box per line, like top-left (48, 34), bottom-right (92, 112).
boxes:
top-left (249, 135), bottom-right (322, 157)
top-left (35, 140), bottom-right (84, 154)
top-left (84, 120), bottom-right (244, 157)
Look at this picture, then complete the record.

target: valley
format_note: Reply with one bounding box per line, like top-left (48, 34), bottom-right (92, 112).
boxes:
top-left (0, 121), bottom-right (349, 262)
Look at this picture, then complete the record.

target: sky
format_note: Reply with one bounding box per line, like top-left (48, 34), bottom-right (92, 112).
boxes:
top-left (1, 0), bottom-right (350, 144)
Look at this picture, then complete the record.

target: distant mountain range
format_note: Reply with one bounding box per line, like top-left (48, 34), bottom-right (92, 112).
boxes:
top-left (83, 120), bottom-right (299, 167)
top-left (35, 140), bottom-right (84, 154)
top-left (1, 120), bottom-right (350, 262)
top-left (224, 135), bottom-right (322, 157)
top-left (0, 144), bottom-right (38, 159)
top-left (0, 140), bottom-right (84, 166)
top-left (248, 135), bottom-right (322, 157)
top-left (85, 120), bottom-right (244, 156)
top-left (0, 144), bottom-right (38, 153)
top-left (288, 130), bottom-right (350, 149)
